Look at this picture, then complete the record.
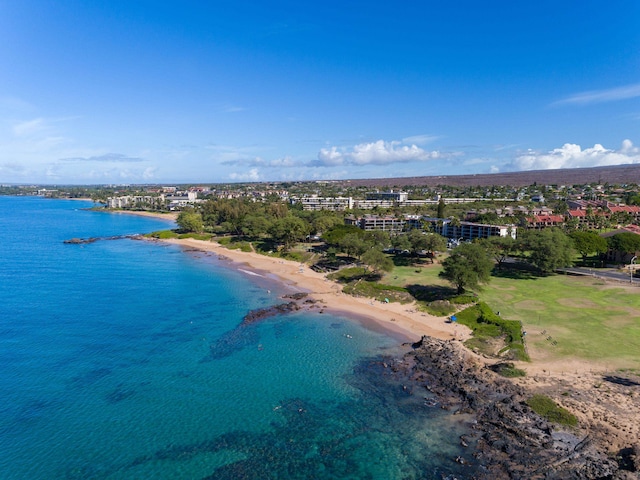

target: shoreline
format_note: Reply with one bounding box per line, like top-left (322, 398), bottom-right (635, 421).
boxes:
top-left (111, 208), bottom-right (640, 472)
top-left (155, 238), bottom-right (640, 474)
top-left (156, 236), bottom-right (468, 343)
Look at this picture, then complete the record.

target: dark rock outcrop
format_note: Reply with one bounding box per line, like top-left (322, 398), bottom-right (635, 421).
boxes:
top-left (404, 336), bottom-right (624, 479)
top-left (242, 302), bottom-right (302, 325)
top-left (63, 234), bottom-right (139, 244)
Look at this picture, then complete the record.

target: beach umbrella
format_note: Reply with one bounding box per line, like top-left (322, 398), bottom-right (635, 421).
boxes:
top-left (450, 315), bottom-right (457, 322)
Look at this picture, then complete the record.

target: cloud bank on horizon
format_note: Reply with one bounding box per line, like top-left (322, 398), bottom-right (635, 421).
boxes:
top-left (1, 2), bottom-right (639, 184)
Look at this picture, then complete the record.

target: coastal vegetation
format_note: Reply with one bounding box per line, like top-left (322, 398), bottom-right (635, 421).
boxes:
top-left (439, 242), bottom-right (493, 293)
top-left (18, 178), bottom-right (640, 368)
top-left (526, 394), bottom-right (578, 427)
top-left (455, 301), bottom-right (529, 361)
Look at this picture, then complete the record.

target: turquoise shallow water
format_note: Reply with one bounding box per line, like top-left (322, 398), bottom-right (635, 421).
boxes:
top-left (0, 196), bottom-right (476, 479)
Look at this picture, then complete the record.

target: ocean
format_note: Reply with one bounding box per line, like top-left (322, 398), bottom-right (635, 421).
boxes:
top-left (0, 196), bottom-right (475, 479)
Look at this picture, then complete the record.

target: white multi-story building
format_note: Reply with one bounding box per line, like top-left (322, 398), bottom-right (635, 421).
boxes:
top-left (365, 190), bottom-right (409, 202)
top-left (345, 214), bottom-right (406, 233)
top-left (422, 217), bottom-right (517, 240)
top-left (106, 195), bottom-right (166, 209)
top-left (293, 195), bottom-right (354, 211)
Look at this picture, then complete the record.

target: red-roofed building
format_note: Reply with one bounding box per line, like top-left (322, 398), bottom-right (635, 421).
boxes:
top-left (527, 214), bottom-right (565, 229)
top-left (606, 203), bottom-right (640, 224)
top-left (565, 208), bottom-right (609, 229)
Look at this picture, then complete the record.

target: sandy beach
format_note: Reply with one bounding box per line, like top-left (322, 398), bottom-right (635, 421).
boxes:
top-left (153, 235), bottom-right (640, 470)
top-left (105, 202), bottom-right (640, 473)
top-left (159, 237), bottom-right (469, 343)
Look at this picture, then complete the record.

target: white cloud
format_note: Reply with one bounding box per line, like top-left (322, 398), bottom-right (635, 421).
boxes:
top-left (142, 167), bottom-right (157, 180)
top-left (12, 118), bottom-right (47, 136)
top-left (220, 155), bottom-right (299, 168)
top-left (60, 153), bottom-right (144, 163)
top-left (554, 83), bottom-right (640, 106)
top-left (401, 134), bottom-right (439, 145)
top-left (229, 168), bottom-right (260, 181)
top-left (512, 139), bottom-right (640, 171)
top-left (314, 139), bottom-right (446, 167)
top-left (269, 156), bottom-right (295, 167)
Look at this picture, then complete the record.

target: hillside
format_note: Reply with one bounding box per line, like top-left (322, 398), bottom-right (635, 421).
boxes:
top-left (337, 164), bottom-right (640, 188)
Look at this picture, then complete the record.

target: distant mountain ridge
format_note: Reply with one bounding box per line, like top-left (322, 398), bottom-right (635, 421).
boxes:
top-left (339, 164), bottom-right (640, 188)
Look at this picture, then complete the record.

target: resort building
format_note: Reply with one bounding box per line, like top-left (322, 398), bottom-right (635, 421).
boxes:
top-left (106, 195), bottom-right (166, 210)
top-left (365, 190), bottom-right (409, 202)
top-left (527, 214), bottom-right (565, 229)
top-left (421, 217), bottom-right (517, 241)
top-left (345, 214), bottom-right (406, 233)
top-left (293, 195), bottom-right (354, 211)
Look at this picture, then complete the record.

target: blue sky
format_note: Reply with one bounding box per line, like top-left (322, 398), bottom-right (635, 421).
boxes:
top-left (1, 1), bottom-right (640, 185)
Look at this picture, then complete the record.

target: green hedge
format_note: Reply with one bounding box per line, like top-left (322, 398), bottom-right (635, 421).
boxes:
top-left (455, 301), bottom-right (529, 361)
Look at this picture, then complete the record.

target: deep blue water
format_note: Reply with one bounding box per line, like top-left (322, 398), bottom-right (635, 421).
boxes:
top-left (0, 196), bottom-right (475, 479)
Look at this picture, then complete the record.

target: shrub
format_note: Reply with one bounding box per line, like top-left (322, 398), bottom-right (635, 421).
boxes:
top-left (342, 281), bottom-right (412, 303)
top-left (327, 267), bottom-right (369, 283)
top-left (450, 293), bottom-right (478, 305)
top-left (455, 302), bottom-right (529, 361)
top-left (424, 300), bottom-right (456, 317)
top-left (526, 395), bottom-right (578, 426)
top-left (178, 232), bottom-right (212, 241)
top-left (489, 362), bottom-right (526, 378)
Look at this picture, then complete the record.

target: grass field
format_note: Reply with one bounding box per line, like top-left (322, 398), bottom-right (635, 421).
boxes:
top-left (481, 273), bottom-right (640, 368)
top-left (383, 261), bottom-right (640, 369)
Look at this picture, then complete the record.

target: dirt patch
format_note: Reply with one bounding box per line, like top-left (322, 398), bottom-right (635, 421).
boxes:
top-left (605, 315), bottom-right (638, 328)
top-left (557, 297), bottom-right (599, 309)
top-left (515, 365), bottom-right (640, 455)
top-left (514, 299), bottom-right (546, 310)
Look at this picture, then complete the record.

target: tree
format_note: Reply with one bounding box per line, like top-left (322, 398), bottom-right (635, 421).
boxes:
top-left (268, 216), bottom-right (310, 251)
top-left (391, 234), bottom-right (411, 252)
top-left (241, 214), bottom-right (272, 238)
top-left (481, 236), bottom-right (517, 269)
top-left (322, 224), bottom-right (362, 246)
top-left (437, 198), bottom-right (446, 218)
top-left (361, 248), bottom-right (394, 274)
top-left (339, 233), bottom-right (368, 259)
top-left (406, 229), bottom-right (429, 256)
top-left (421, 233), bottom-right (447, 259)
top-left (364, 230), bottom-right (391, 250)
top-left (176, 209), bottom-right (204, 233)
top-left (569, 231), bottom-right (607, 262)
top-left (607, 232), bottom-right (640, 257)
top-left (439, 242), bottom-right (493, 294)
top-left (525, 229), bottom-right (575, 273)
top-left (312, 214), bottom-right (343, 236)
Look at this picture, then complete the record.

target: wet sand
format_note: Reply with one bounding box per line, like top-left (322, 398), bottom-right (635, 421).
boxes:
top-left (157, 236), bottom-right (470, 343)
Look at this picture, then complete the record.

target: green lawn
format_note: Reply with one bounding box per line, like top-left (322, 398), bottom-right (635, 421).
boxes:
top-left (384, 263), bottom-right (640, 368)
top-left (476, 272), bottom-right (640, 368)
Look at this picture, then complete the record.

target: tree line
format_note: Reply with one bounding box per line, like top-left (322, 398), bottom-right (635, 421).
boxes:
top-left (175, 197), bottom-right (640, 294)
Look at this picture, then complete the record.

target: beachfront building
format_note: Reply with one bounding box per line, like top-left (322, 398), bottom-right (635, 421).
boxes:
top-left (106, 195), bottom-right (166, 210)
top-left (165, 191), bottom-right (199, 210)
top-left (345, 214), bottom-right (406, 233)
top-left (421, 217), bottom-right (517, 241)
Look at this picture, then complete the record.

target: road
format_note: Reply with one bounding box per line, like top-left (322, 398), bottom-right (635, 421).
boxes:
top-left (557, 266), bottom-right (638, 284)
